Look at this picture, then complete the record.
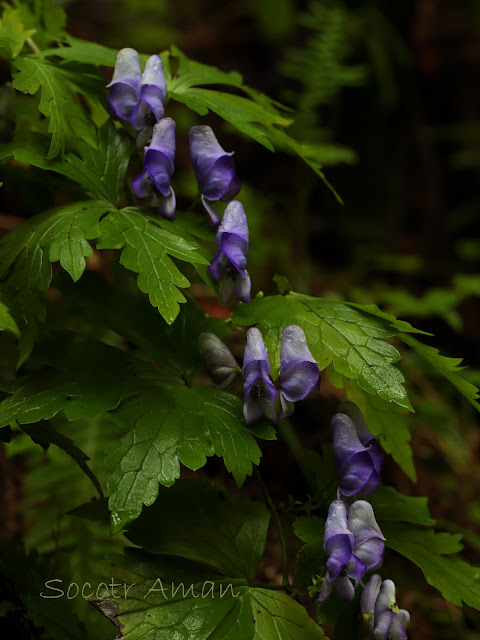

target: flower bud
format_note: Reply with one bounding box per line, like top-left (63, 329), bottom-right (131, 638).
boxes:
top-left (199, 333), bottom-right (238, 389)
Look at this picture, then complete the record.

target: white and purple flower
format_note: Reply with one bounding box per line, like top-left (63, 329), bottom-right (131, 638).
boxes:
top-left (331, 402), bottom-right (383, 496)
top-left (132, 118), bottom-right (176, 220)
top-left (108, 48), bottom-right (166, 145)
top-left (242, 327), bottom-right (278, 425)
top-left (208, 201), bottom-right (251, 304)
top-left (189, 125), bottom-right (241, 226)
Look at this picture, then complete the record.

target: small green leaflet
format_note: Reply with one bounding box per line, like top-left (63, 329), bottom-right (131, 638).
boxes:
top-left (96, 207), bottom-right (208, 324)
top-left (41, 35), bottom-right (119, 66)
top-left (125, 480), bottom-right (269, 580)
top-left (95, 551), bottom-right (327, 639)
top-left (345, 380), bottom-right (416, 481)
top-left (383, 522), bottom-right (480, 610)
top-left (0, 290), bottom-right (20, 337)
top-left (0, 5), bottom-right (35, 59)
top-left (11, 56), bottom-right (97, 158)
top-left (232, 293), bottom-right (417, 411)
top-left (106, 386), bottom-right (265, 532)
top-left (400, 333), bottom-right (480, 412)
top-left (0, 123), bottom-right (131, 204)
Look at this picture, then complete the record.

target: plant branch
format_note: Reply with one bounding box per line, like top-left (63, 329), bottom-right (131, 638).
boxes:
top-left (254, 466), bottom-right (290, 588)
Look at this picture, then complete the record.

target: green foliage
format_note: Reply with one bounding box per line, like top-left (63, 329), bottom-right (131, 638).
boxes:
top-left (293, 515), bottom-right (325, 589)
top-left (125, 480), bottom-right (270, 580)
top-left (366, 485), bottom-right (435, 526)
top-left (0, 5), bottom-right (35, 59)
top-left (106, 385), bottom-right (266, 532)
top-left (96, 207), bottom-right (208, 324)
top-left (11, 56), bottom-right (98, 158)
top-left (383, 523), bottom-right (480, 609)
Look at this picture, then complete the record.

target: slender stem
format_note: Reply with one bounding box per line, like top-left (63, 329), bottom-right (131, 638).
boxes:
top-left (254, 467), bottom-right (290, 587)
top-left (26, 37), bottom-right (41, 54)
top-left (277, 418), bottom-right (316, 491)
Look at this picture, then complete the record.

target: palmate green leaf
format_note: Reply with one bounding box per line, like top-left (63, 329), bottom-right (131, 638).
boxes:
top-left (345, 380), bottom-right (416, 481)
top-left (0, 121), bottom-right (131, 204)
top-left (96, 207), bottom-right (208, 324)
top-left (11, 55), bottom-right (97, 158)
top-left (125, 480), bottom-right (269, 580)
top-left (95, 551), bottom-right (327, 640)
top-left (401, 333), bottom-right (480, 412)
top-left (232, 293), bottom-right (418, 411)
top-left (41, 35), bottom-right (119, 66)
top-left (383, 522), bottom-right (480, 610)
top-left (106, 385), bottom-right (266, 532)
top-left (0, 5), bottom-right (35, 59)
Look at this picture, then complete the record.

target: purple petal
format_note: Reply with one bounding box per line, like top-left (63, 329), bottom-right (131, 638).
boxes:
top-left (233, 272), bottom-right (251, 304)
top-left (145, 150), bottom-right (174, 196)
top-left (338, 451), bottom-right (380, 497)
top-left (354, 538), bottom-right (385, 571)
top-left (338, 401), bottom-right (374, 446)
top-left (108, 83), bottom-right (140, 121)
top-left (373, 610), bottom-right (394, 640)
top-left (279, 394), bottom-right (295, 419)
top-left (374, 580), bottom-right (396, 617)
top-left (331, 412), bottom-right (369, 468)
top-left (324, 499), bottom-right (353, 543)
top-left (220, 235), bottom-right (248, 273)
top-left (221, 172), bottom-right (241, 202)
top-left (389, 616), bottom-right (408, 640)
top-left (155, 187), bottom-right (176, 221)
top-left (360, 574), bottom-right (382, 615)
top-left (280, 325), bottom-right (317, 375)
top-left (132, 170), bottom-right (153, 198)
top-left (346, 553), bottom-right (367, 580)
top-left (325, 534), bottom-right (354, 580)
top-left (189, 125), bottom-right (233, 178)
top-left (140, 55), bottom-right (166, 121)
top-left (396, 610), bottom-right (410, 629)
top-left (208, 251), bottom-right (229, 282)
top-left (317, 576), bottom-right (333, 602)
top-left (333, 576), bottom-right (356, 602)
top-left (217, 201), bottom-right (249, 249)
top-left (201, 195), bottom-right (221, 226)
top-left (201, 156), bottom-right (238, 200)
top-left (279, 361), bottom-right (320, 403)
top-left (243, 327), bottom-right (271, 374)
top-left (149, 118), bottom-right (176, 162)
top-left (349, 501), bottom-right (385, 546)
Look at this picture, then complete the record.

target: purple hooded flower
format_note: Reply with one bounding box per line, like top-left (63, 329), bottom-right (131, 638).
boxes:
top-left (278, 325), bottom-right (319, 418)
top-left (199, 333), bottom-right (238, 389)
top-left (108, 48), bottom-right (166, 144)
top-left (132, 118), bottom-right (176, 220)
top-left (318, 499), bottom-right (385, 603)
top-left (361, 574), bottom-right (383, 636)
top-left (189, 125), bottom-right (241, 226)
top-left (242, 327), bottom-right (277, 424)
top-left (208, 201), bottom-right (251, 304)
top-left (331, 403), bottom-right (383, 496)
top-left (373, 579), bottom-right (410, 640)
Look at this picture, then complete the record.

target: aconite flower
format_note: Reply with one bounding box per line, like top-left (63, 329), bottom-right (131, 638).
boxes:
top-left (331, 402), bottom-right (382, 496)
top-left (208, 201), bottom-right (251, 304)
top-left (318, 499), bottom-right (385, 603)
top-left (132, 118), bottom-right (176, 220)
top-left (278, 325), bottom-right (319, 418)
top-left (189, 125), bottom-right (241, 225)
top-left (242, 327), bottom-right (277, 424)
top-left (373, 579), bottom-right (410, 640)
top-left (198, 333), bottom-right (238, 389)
top-left (108, 48), bottom-right (166, 145)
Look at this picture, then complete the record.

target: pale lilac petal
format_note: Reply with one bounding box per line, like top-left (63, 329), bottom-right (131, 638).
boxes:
top-left (280, 325), bottom-right (316, 375)
top-left (108, 83), bottom-right (140, 121)
top-left (360, 574), bottom-right (382, 615)
top-left (201, 195), bottom-right (221, 226)
top-left (346, 553), bottom-right (367, 580)
top-left (280, 361), bottom-right (320, 403)
top-left (243, 327), bottom-right (271, 372)
top-left (132, 170), bottom-right (153, 197)
top-left (334, 576), bottom-right (356, 602)
top-left (326, 534), bottom-right (354, 580)
top-left (217, 201), bottom-right (249, 248)
top-left (155, 188), bottom-right (176, 221)
top-left (233, 272), bottom-right (251, 304)
top-left (324, 499), bottom-right (352, 543)
top-left (348, 501), bottom-right (385, 546)
top-left (389, 616), bottom-right (408, 640)
top-left (189, 125), bottom-right (233, 177)
top-left (140, 55), bottom-right (166, 121)
top-left (373, 610), bottom-right (394, 640)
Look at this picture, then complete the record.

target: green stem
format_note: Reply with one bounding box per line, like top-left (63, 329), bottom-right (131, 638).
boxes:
top-left (26, 37), bottom-right (41, 55)
top-left (254, 467), bottom-right (290, 587)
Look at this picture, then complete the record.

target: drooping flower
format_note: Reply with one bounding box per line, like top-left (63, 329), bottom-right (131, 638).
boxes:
top-left (189, 125), bottom-right (241, 226)
top-left (318, 499), bottom-right (385, 603)
top-left (108, 48), bottom-right (166, 145)
top-left (199, 333), bottom-right (238, 389)
top-left (132, 118), bottom-right (176, 219)
top-left (360, 574), bottom-right (383, 636)
top-left (242, 327), bottom-right (277, 424)
top-left (331, 403), bottom-right (382, 496)
top-left (373, 579), bottom-right (410, 640)
top-left (208, 201), bottom-right (251, 304)
top-left (278, 325), bottom-right (319, 418)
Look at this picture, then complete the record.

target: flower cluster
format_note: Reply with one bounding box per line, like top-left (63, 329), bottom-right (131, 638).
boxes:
top-left (109, 49), bottom-right (247, 302)
top-left (318, 499), bottom-right (385, 602)
top-left (361, 576), bottom-right (410, 640)
top-left (320, 402), bottom-right (410, 639)
top-left (198, 325), bottom-right (319, 423)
